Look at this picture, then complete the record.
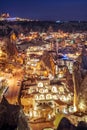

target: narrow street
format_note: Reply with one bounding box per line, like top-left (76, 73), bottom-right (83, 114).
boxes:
top-left (5, 68), bottom-right (24, 104)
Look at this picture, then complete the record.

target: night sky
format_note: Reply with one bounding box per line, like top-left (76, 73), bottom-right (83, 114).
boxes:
top-left (0, 0), bottom-right (87, 21)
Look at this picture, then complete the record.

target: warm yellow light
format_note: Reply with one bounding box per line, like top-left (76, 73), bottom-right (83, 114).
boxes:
top-left (73, 105), bottom-right (77, 112)
top-left (78, 100), bottom-right (86, 112)
top-left (44, 71), bottom-right (48, 76)
top-left (0, 50), bottom-right (3, 56)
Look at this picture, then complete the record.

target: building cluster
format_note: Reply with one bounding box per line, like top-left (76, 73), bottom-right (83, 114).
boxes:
top-left (0, 13), bottom-right (32, 22)
top-left (0, 26), bottom-right (87, 126)
top-left (16, 30), bottom-right (87, 124)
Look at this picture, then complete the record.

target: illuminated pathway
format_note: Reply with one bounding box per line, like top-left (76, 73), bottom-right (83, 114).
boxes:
top-left (5, 68), bottom-right (24, 104)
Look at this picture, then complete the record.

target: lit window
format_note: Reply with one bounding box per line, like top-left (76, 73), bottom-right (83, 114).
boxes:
top-left (38, 82), bottom-right (43, 87)
top-left (46, 94), bottom-right (52, 100)
top-left (52, 86), bottom-right (57, 93)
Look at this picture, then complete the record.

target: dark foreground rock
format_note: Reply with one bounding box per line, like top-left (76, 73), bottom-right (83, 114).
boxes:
top-left (57, 117), bottom-right (76, 130)
top-left (77, 121), bottom-right (87, 130)
top-left (0, 96), bottom-right (30, 130)
top-left (57, 117), bottom-right (87, 130)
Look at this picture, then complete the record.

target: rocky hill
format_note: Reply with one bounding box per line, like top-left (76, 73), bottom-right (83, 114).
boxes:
top-left (0, 21), bottom-right (87, 36)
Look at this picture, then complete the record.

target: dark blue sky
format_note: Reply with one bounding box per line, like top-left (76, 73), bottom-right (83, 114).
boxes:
top-left (0, 0), bottom-right (87, 21)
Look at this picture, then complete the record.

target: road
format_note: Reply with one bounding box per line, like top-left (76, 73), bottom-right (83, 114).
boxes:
top-left (5, 68), bottom-right (24, 104)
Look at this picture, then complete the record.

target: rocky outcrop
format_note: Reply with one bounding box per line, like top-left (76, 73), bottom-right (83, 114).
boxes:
top-left (0, 96), bottom-right (20, 130)
top-left (77, 121), bottom-right (87, 130)
top-left (57, 117), bottom-right (76, 130)
top-left (0, 96), bottom-right (30, 130)
top-left (57, 117), bottom-right (87, 130)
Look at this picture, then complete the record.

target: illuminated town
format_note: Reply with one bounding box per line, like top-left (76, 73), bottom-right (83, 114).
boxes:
top-left (0, 13), bottom-right (87, 130)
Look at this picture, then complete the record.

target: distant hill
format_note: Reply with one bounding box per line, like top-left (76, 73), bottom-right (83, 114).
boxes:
top-left (0, 21), bottom-right (87, 36)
